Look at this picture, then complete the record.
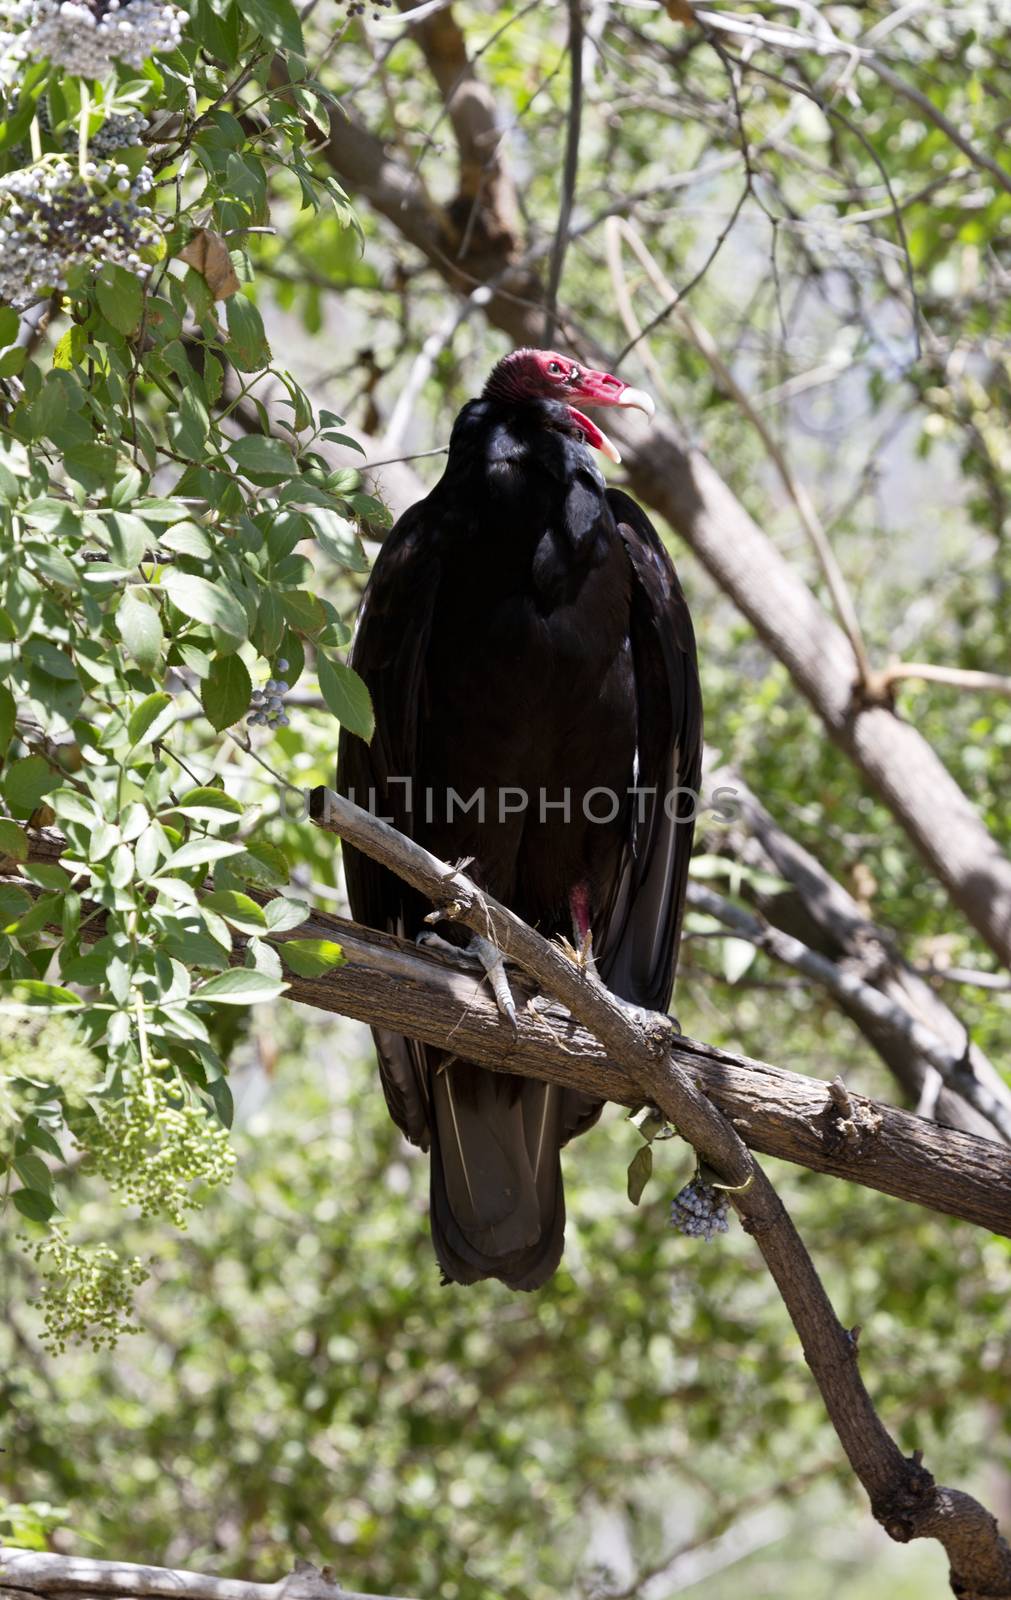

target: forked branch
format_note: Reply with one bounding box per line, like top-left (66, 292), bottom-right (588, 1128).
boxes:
top-left (307, 787), bottom-right (1011, 1599)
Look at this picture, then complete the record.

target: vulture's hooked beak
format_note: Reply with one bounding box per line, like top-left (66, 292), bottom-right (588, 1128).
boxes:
top-left (566, 368), bottom-right (655, 465)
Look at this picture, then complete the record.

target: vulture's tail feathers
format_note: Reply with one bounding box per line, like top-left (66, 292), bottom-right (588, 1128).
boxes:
top-left (429, 1061), bottom-right (590, 1291)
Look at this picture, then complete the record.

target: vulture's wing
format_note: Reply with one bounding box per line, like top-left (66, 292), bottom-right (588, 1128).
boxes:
top-left (337, 500), bottom-right (441, 1150)
top-left (596, 487), bottom-right (703, 1015)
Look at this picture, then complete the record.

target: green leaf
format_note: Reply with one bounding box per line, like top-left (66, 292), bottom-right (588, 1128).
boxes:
top-left (3, 757), bottom-right (59, 818)
top-left (14, 1151), bottom-right (53, 1193)
top-left (23, 639), bottom-right (78, 679)
top-left (626, 1144), bottom-right (653, 1206)
top-left (317, 654), bottom-right (374, 740)
top-left (279, 938), bottom-right (344, 978)
top-left (279, 590), bottom-right (326, 636)
top-left (0, 980), bottom-right (82, 1008)
top-left (305, 507), bottom-right (369, 571)
top-left (118, 589), bottom-right (164, 672)
top-left (200, 653), bottom-right (252, 732)
top-left (127, 691), bottom-right (176, 749)
top-left (241, 0), bottom-right (303, 51)
top-left (194, 968), bottom-right (286, 1004)
top-left (0, 306), bottom-right (18, 346)
top-left (0, 682), bottom-right (15, 756)
top-left (721, 937), bottom-right (758, 985)
top-left (24, 540), bottom-right (79, 588)
top-left (50, 788), bottom-right (100, 827)
top-left (96, 264), bottom-right (144, 335)
top-left (263, 895), bottom-right (309, 933)
top-left (159, 520), bottom-right (212, 559)
top-left (13, 1187), bottom-right (56, 1222)
top-left (201, 890), bottom-right (267, 934)
top-left (0, 819), bottom-right (28, 862)
top-left (165, 837), bottom-right (245, 872)
top-left (172, 786), bottom-right (244, 820)
top-left (227, 434), bottom-right (295, 482)
top-left (162, 571), bottom-right (248, 642)
top-left (0, 884), bottom-right (33, 925)
top-left (225, 295), bottom-right (271, 372)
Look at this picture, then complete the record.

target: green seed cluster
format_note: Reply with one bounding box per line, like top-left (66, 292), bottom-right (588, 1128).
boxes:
top-left (27, 1228), bottom-right (148, 1353)
top-left (0, 1013), bottom-right (101, 1140)
top-left (81, 1068), bottom-right (236, 1226)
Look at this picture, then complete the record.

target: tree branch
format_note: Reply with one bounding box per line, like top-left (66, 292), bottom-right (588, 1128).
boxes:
top-left (0, 1552), bottom-right (415, 1600)
top-left (305, 787), bottom-right (1011, 1598)
top-left (16, 832), bottom-right (1011, 1238)
top-left (687, 879), bottom-right (1011, 1144)
top-left (707, 761), bottom-right (1011, 1144)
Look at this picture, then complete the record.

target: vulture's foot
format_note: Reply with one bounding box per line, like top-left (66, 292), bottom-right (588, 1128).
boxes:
top-left (469, 933), bottom-right (519, 1030)
top-left (418, 929), bottom-right (518, 1030)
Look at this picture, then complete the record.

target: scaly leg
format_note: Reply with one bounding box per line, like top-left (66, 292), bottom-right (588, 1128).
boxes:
top-left (417, 929), bottom-right (518, 1030)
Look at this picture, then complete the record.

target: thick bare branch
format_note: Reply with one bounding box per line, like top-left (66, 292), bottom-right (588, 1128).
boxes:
top-left (686, 879), bottom-right (1011, 1144)
top-left (306, 787), bottom-right (1011, 1597)
top-left (0, 1552), bottom-right (414, 1600)
top-left (709, 762), bottom-right (1011, 1143)
top-left (17, 837), bottom-right (1011, 1235)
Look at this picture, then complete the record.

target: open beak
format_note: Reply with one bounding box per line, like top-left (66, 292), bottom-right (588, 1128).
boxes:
top-left (566, 368), bottom-right (655, 464)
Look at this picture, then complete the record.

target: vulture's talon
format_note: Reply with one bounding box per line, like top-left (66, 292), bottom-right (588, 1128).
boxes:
top-left (470, 933), bottom-right (519, 1032)
top-left (416, 929), bottom-right (481, 965)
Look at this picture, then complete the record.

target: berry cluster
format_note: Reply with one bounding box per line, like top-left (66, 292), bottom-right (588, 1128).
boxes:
top-left (0, 0), bottom-right (183, 78)
top-left (17, 101), bottom-right (147, 159)
top-left (0, 158), bottom-right (156, 307)
top-left (89, 110), bottom-right (148, 155)
top-left (344, 0), bottom-right (392, 17)
top-left (28, 1229), bottom-right (147, 1352)
top-left (669, 1177), bottom-right (730, 1241)
top-left (247, 658), bottom-right (291, 729)
top-left (81, 1067), bottom-right (236, 1228)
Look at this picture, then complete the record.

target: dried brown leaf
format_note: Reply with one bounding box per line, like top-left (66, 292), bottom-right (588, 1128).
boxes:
top-left (179, 229), bottom-right (241, 301)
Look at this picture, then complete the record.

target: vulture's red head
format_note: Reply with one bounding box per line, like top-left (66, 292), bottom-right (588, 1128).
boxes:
top-left (483, 348), bottom-right (655, 465)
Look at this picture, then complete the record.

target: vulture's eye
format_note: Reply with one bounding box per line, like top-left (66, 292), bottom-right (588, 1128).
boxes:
top-left (546, 361), bottom-right (564, 376)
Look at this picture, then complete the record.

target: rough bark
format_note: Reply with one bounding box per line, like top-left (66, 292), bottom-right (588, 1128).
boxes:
top-left (307, 786), bottom-right (1011, 1599)
top-left (707, 762), bottom-right (1011, 1141)
top-left (0, 1553), bottom-right (413, 1600)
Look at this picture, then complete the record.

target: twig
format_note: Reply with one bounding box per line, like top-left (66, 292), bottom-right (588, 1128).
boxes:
top-left (863, 57), bottom-right (1011, 200)
top-left (382, 285), bottom-right (491, 453)
top-left (9, 835), bottom-right (1011, 1237)
top-left (605, 214), bottom-right (875, 687)
top-left (880, 662), bottom-right (1011, 701)
top-left (543, 0), bottom-right (584, 344)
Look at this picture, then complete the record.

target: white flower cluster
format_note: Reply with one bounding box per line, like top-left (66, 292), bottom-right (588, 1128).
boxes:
top-left (247, 658), bottom-right (291, 729)
top-left (0, 0), bottom-right (182, 78)
top-left (0, 158), bottom-right (156, 308)
top-left (669, 1177), bottom-right (730, 1241)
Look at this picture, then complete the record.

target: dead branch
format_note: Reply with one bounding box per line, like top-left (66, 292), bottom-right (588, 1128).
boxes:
top-left (15, 830), bottom-right (1011, 1239)
top-left (306, 786), bottom-right (1011, 1598)
top-left (707, 761), bottom-right (1011, 1144)
top-left (686, 879), bottom-right (1011, 1144)
top-left (0, 1551), bottom-right (414, 1600)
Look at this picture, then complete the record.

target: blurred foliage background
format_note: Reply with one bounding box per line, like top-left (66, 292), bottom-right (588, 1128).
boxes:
top-left (2, 1), bottom-right (1010, 1597)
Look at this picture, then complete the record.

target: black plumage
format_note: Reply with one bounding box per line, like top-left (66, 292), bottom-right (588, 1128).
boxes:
top-left (337, 352), bottom-right (702, 1290)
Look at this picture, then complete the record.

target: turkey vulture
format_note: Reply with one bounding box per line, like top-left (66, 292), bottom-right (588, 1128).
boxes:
top-left (337, 347), bottom-right (702, 1290)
